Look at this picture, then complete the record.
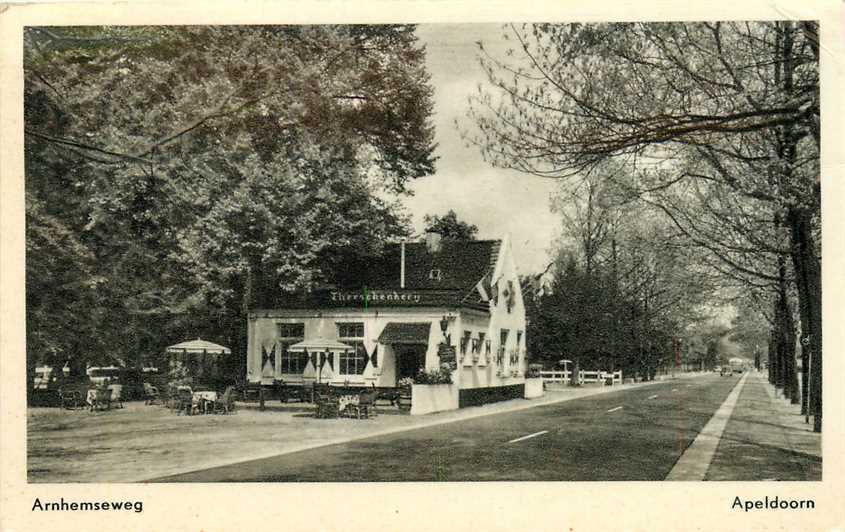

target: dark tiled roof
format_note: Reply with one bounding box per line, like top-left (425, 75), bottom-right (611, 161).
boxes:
top-left (271, 239), bottom-right (500, 312)
top-left (338, 239), bottom-right (499, 291)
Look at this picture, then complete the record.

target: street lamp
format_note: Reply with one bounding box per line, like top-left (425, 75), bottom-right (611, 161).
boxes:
top-left (439, 314), bottom-right (454, 345)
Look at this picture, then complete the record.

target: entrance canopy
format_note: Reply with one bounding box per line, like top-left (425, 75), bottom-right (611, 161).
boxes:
top-left (166, 338), bottom-right (231, 355)
top-left (378, 322), bottom-right (432, 345)
top-left (288, 338), bottom-right (352, 352)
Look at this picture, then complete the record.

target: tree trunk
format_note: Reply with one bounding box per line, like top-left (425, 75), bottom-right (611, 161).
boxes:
top-left (776, 256), bottom-right (799, 403)
top-left (787, 206), bottom-right (822, 431)
top-left (801, 339), bottom-right (809, 416)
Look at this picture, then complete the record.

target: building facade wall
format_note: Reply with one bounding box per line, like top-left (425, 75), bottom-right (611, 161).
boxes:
top-left (246, 236), bottom-right (527, 394)
top-left (247, 308), bottom-right (452, 387)
top-left (455, 237), bottom-right (527, 389)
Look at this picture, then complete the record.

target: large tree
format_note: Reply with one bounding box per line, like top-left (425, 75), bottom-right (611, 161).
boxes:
top-left (467, 21), bottom-right (821, 430)
top-left (423, 209), bottom-right (479, 240)
top-left (24, 25), bottom-right (436, 379)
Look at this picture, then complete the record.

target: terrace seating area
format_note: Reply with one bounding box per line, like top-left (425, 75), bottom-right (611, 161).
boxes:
top-left (38, 377), bottom-right (412, 420)
top-left (235, 381), bottom-right (411, 418)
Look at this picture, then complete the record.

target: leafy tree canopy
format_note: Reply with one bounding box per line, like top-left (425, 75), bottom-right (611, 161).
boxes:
top-left (423, 209), bottom-right (479, 240)
top-left (24, 25), bottom-right (436, 372)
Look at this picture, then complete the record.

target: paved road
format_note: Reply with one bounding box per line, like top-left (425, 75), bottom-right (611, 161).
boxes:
top-left (153, 373), bottom-right (740, 482)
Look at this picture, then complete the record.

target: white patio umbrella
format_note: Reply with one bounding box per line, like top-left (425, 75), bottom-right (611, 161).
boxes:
top-left (165, 338), bottom-right (231, 355)
top-left (288, 339), bottom-right (351, 384)
top-left (165, 338), bottom-right (231, 384)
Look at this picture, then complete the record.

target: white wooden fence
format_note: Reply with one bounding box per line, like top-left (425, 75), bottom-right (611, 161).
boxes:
top-left (540, 370), bottom-right (622, 386)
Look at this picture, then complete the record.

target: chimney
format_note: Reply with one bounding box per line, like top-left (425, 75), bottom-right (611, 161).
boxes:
top-left (400, 241), bottom-right (406, 289)
top-left (425, 231), bottom-right (442, 253)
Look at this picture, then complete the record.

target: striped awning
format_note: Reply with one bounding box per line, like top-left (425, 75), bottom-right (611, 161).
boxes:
top-left (378, 322), bottom-right (432, 345)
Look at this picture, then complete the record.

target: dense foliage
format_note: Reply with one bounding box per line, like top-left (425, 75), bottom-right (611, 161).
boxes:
top-left (469, 21), bottom-right (821, 429)
top-left (422, 209), bottom-right (478, 240)
top-left (25, 25), bottom-right (436, 380)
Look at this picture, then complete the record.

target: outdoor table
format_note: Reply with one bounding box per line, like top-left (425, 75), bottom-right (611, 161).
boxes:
top-left (192, 391), bottom-right (218, 414)
top-left (338, 394), bottom-right (359, 415)
top-left (86, 389), bottom-right (111, 411)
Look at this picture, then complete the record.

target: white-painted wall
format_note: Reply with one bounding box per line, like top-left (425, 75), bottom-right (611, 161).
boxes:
top-left (410, 383), bottom-right (459, 415)
top-left (455, 235), bottom-right (527, 390)
top-left (247, 309), bottom-right (452, 387)
top-left (246, 235), bottom-right (528, 397)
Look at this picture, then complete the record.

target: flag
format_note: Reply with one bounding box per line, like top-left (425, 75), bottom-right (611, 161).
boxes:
top-left (490, 271), bottom-right (504, 305)
top-left (475, 270), bottom-right (492, 301)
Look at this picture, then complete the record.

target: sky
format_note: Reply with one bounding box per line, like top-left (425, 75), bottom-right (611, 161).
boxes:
top-left (399, 24), bottom-right (561, 276)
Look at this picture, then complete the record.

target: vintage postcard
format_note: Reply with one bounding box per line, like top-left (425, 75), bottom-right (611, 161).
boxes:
top-left (1, 1), bottom-right (843, 531)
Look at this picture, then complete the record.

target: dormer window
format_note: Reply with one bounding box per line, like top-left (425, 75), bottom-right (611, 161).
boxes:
top-left (429, 269), bottom-right (442, 281)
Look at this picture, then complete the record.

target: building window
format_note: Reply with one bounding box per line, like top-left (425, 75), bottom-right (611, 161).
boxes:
top-left (337, 322), bottom-right (364, 339)
top-left (339, 348), bottom-right (366, 375)
top-left (516, 330), bottom-right (523, 347)
top-left (337, 322), bottom-right (366, 375)
top-left (460, 331), bottom-right (471, 354)
top-left (277, 323), bottom-right (305, 374)
top-left (498, 329), bottom-right (510, 366)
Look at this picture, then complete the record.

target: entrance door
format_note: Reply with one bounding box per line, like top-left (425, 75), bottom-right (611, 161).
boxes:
top-left (395, 344), bottom-right (426, 382)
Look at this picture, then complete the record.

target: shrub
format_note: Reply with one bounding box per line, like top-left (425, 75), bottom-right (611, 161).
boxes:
top-left (414, 363), bottom-right (453, 385)
top-left (526, 364), bottom-right (543, 378)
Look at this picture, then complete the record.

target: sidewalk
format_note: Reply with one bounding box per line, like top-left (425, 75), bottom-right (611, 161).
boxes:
top-left (704, 370), bottom-right (821, 480)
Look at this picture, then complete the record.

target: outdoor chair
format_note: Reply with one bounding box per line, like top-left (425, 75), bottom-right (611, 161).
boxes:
top-left (314, 388), bottom-right (339, 419)
top-left (59, 387), bottom-right (81, 410)
top-left (347, 390), bottom-right (377, 419)
top-left (192, 396), bottom-right (207, 415)
top-left (241, 384), bottom-right (261, 403)
top-left (143, 383), bottom-right (160, 405)
top-left (165, 386), bottom-right (183, 411)
top-left (278, 383), bottom-right (305, 404)
top-left (397, 387), bottom-right (412, 411)
top-left (108, 384), bottom-right (124, 409)
top-left (175, 388), bottom-right (194, 415)
top-left (299, 385), bottom-right (313, 403)
top-left (277, 383), bottom-right (292, 403)
top-left (213, 386), bottom-right (237, 414)
top-left (88, 388), bottom-right (112, 412)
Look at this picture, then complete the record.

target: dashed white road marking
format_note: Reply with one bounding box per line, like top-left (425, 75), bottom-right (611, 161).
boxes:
top-left (648, 394), bottom-right (659, 399)
top-left (508, 430), bottom-right (548, 444)
top-left (606, 406), bottom-right (623, 413)
top-left (672, 388), bottom-right (678, 392)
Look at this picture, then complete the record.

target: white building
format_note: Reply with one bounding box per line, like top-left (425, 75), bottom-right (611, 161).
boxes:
top-left (246, 232), bottom-right (528, 410)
